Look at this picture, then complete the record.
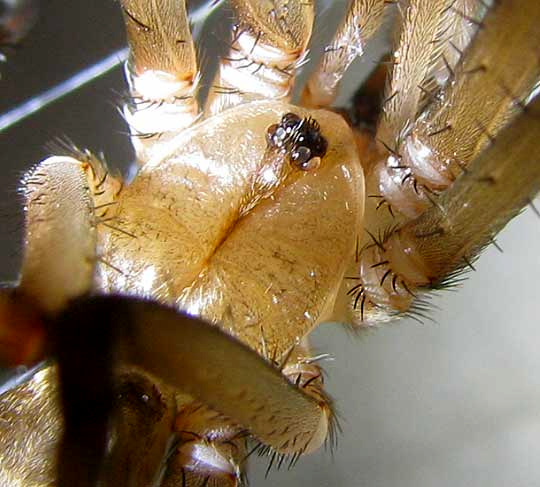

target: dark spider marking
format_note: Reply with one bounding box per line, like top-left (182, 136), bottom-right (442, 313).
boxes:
top-left (266, 112), bottom-right (328, 171)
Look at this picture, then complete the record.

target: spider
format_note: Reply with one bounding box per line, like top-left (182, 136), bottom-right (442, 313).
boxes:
top-left (1, 0), bottom-right (540, 487)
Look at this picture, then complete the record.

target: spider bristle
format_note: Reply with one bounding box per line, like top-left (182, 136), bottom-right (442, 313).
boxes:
top-left (429, 260), bottom-right (473, 292)
top-left (45, 135), bottom-right (84, 159)
top-left (44, 136), bottom-right (113, 173)
top-left (256, 444), bottom-right (300, 477)
top-left (323, 390), bottom-right (341, 455)
top-left (528, 198), bottom-right (540, 218)
top-left (381, 223), bottom-right (401, 244)
top-left (341, 319), bottom-right (380, 339)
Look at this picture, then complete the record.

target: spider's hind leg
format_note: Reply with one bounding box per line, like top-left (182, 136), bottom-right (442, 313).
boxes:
top-left (119, 0), bottom-right (200, 163)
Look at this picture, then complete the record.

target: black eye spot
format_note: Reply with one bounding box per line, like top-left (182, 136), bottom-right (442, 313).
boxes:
top-left (281, 112), bottom-right (302, 129)
top-left (266, 112), bottom-right (328, 170)
top-left (291, 146), bottom-right (312, 170)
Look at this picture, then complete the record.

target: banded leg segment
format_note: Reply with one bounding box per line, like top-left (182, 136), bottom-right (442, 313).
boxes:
top-left (332, 0), bottom-right (540, 326)
top-left (392, 96), bottom-right (540, 289)
top-left (164, 399), bottom-right (246, 486)
top-left (332, 0), bottom-right (487, 324)
top-left (119, 0), bottom-right (200, 162)
top-left (205, 0), bottom-right (314, 115)
top-left (374, 0), bottom-right (540, 219)
top-left (376, 0), bottom-right (485, 150)
top-left (301, 0), bottom-right (389, 108)
top-left (346, 93), bottom-right (540, 325)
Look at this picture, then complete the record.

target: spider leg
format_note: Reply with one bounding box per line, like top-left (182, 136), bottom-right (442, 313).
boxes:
top-left (343, 90), bottom-right (540, 326)
top-left (301, 0), bottom-right (389, 109)
top-left (18, 156), bottom-right (98, 313)
top-left (0, 367), bottom-right (63, 486)
top-left (119, 0), bottom-right (200, 163)
top-left (359, 94), bottom-right (540, 319)
top-left (374, 0), bottom-right (540, 219)
top-left (164, 399), bottom-right (247, 487)
top-left (67, 296), bottom-right (333, 457)
top-left (376, 0), bottom-right (486, 152)
top-left (204, 0), bottom-right (314, 115)
top-left (332, 0), bottom-right (540, 326)
top-left (0, 364), bottom-right (178, 487)
top-left (15, 146), bottom-right (122, 315)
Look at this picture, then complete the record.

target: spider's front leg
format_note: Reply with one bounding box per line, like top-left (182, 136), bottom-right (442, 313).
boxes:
top-left (0, 293), bottom-right (337, 487)
top-left (0, 149), bottom-right (122, 367)
top-left (162, 337), bottom-right (333, 485)
top-left (0, 150), bottom-right (123, 486)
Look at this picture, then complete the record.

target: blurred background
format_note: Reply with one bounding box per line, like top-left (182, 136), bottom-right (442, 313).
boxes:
top-left (1, 1), bottom-right (539, 486)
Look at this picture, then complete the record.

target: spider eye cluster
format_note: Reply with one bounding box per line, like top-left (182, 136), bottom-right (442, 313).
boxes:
top-left (266, 112), bottom-right (328, 170)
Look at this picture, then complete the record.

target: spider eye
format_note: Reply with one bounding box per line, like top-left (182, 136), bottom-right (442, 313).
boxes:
top-left (304, 129), bottom-right (328, 159)
top-left (291, 146), bottom-right (313, 170)
top-left (281, 112), bottom-right (302, 129)
top-left (266, 112), bottom-right (328, 171)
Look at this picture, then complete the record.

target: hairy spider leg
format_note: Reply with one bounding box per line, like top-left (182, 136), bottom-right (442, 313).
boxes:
top-left (204, 0), bottom-right (314, 115)
top-left (119, 0), bottom-right (201, 163)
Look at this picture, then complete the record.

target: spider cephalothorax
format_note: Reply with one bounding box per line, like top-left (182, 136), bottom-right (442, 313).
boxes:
top-left (0, 1), bottom-right (539, 486)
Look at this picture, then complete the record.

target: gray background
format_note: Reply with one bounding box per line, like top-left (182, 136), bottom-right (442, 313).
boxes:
top-left (1, 1), bottom-right (539, 486)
